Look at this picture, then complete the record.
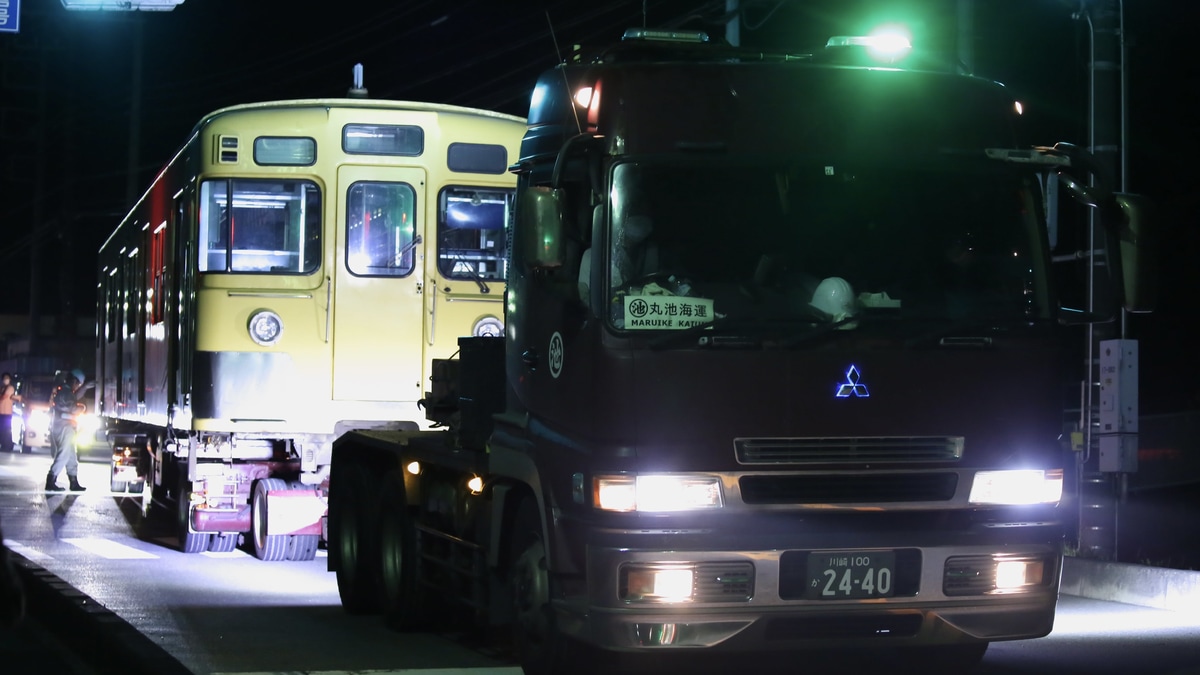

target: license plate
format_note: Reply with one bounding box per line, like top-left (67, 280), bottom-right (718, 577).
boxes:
top-left (805, 551), bottom-right (896, 599)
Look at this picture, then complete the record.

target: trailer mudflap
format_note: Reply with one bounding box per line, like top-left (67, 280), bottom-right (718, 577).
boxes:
top-left (266, 488), bottom-right (326, 536)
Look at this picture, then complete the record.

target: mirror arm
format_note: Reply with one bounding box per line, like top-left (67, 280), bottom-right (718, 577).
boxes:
top-left (551, 133), bottom-right (604, 189)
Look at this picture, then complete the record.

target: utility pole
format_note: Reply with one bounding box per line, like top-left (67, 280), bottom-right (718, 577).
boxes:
top-left (1076, 0), bottom-right (1131, 562)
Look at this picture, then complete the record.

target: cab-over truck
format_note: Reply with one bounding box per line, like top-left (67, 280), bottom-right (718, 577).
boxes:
top-left (326, 29), bottom-right (1152, 673)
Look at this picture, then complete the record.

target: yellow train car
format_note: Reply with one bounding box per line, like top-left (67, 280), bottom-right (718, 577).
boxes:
top-left (96, 98), bottom-right (523, 559)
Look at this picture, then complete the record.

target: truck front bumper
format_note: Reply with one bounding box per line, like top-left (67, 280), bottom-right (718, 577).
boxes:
top-left (560, 535), bottom-right (1061, 653)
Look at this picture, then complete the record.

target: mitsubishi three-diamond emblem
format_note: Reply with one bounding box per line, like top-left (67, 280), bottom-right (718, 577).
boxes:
top-left (835, 365), bottom-right (870, 398)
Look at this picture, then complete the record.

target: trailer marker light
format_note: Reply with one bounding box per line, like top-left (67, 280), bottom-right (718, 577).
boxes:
top-left (466, 475), bottom-right (483, 494)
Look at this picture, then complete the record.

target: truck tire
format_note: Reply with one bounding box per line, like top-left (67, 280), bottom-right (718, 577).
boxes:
top-left (286, 535), bottom-right (319, 561)
top-left (330, 461), bottom-right (383, 614)
top-left (208, 533), bottom-right (239, 553)
top-left (509, 497), bottom-right (568, 675)
top-left (378, 470), bottom-right (422, 630)
top-left (252, 478), bottom-right (290, 561)
top-left (177, 475), bottom-right (211, 554)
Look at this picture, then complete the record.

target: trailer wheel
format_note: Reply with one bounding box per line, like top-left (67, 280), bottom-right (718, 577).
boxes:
top-left (177, 475), bottom-right (211, 554)
top-left (330, 461), bottom-right (383, 614)
top-left (252, 478), bottom-right (290, 561)
top-left (509, 497), bottom-right (568, 675)
top-left (286, 535), bottom-right (319, 562)
top-left (378, 470), bottom-right (422, 630)
top-left (208, 533), bottom-right (239, 553)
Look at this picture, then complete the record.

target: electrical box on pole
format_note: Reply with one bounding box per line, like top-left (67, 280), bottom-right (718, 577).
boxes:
top-left (1098, 338), bottom-right (1138, 472)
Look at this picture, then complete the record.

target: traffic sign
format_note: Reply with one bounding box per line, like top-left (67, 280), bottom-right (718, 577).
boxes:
top-left (0, 0), bottom-right (21, 34)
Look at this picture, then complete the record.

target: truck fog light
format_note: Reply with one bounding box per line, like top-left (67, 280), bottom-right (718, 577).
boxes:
top-left (622, 565), bottom-right (695, 603)
top-left (995, 559), bottom-right (1045, 590)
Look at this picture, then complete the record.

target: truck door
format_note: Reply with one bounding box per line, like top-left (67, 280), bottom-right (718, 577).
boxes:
top-left (332, 166), bottom-right (426, 402)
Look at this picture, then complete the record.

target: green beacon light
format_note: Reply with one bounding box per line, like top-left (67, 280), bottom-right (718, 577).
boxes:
top-left (826, 30), bottom-right (913, 64)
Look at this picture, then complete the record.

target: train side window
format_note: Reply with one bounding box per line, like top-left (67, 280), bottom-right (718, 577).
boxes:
top-left (436, 187), bottom-right (510, 281)
top-left (346, 181), bottom-right (417, 277)
top-left (198, 179), bottom-right (321, 274)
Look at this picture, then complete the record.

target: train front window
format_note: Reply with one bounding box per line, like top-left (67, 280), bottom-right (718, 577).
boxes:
top-left (345, 181), bottom-right (417, 277)
top-left (198, 179), bottom-right (321, 274)
top-left (437, 187), bottom-right (510, 282)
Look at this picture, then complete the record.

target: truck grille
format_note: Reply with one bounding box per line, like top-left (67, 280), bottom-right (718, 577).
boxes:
top-left (943, 555), bottom-right (997, 596)
top-left (735, 436), bottom-right (964, 465)
top-left (739, 472), bottom-right (958, 504)
top-left (694, 561), bottom-right (755, 602)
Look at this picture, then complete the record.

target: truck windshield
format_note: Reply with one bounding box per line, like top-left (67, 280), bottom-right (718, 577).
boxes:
top-left (605, 158), bottom-right (1051, 333)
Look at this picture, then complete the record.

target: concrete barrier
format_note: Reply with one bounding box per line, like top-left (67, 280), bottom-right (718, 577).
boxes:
top-left (1062, 556), bottom-right (1200, 616)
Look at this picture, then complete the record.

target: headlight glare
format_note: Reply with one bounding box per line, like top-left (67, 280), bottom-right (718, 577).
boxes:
top-left (594, 474), bottom-right (723, 512)
top-left (969, 469), bottom-right (1063, 505)
top-left (623, 565), bottom-right (695, 602)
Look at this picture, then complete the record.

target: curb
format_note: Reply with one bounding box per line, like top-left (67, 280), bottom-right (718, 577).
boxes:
top-left (11, 554), bottom-right (194, 675)
top-left (1061, 556), bottom-right (1200, 615)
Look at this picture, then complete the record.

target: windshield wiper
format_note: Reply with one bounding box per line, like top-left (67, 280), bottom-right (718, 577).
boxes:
top-left (647, 316), bottom-right (821, 350)
top-left (776, 315), bottom-right (861, 348)
top-left (902, 317), bottom-right (1051, 348)
top-left (450, 252), bottom-right (491, 294)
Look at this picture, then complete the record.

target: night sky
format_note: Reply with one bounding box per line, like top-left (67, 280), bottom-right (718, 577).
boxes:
top-left (1, 0), bottom-right (1196, 412)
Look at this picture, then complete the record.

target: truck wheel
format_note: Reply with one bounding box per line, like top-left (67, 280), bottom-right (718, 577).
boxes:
top-left (378, 471), bottom-right (422, 630)
top-left (509, 497), bottom-right (568, 675)
top-left (208, 533), bottom-right (239, 553)
top-left (252, 478), bottom-right (290, 561)
top-left (177, 475), bottom-right (211, 554)
top-left (330, 461), bottom-right (383, 614)
top-left (286, 535), bottom-right (319, 561)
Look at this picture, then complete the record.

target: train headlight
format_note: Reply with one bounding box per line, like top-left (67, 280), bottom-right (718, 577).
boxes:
top-left (248, 310), bottom-right (284, 346)
top-left (472, 315), bottom-right (504, 338)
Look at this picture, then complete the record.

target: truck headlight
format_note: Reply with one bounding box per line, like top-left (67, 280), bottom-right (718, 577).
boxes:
top-left (594, 474), bottom-right (723, 512)
top-left (968, 469), bottom-right (1063, 505)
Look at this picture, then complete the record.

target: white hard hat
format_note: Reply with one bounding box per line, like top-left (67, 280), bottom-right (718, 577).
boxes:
top-left (810, 276), bottom-right (857, 321)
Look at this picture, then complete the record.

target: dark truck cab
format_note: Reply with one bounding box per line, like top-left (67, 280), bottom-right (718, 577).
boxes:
top-left (495, 30), bottom-right (1146, 670)
top-left (328, 29), bottom-right (1152, 675)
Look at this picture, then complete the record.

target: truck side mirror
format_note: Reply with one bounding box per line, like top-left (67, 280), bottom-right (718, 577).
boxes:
top-left (1116, 193), bottom-right (1156, 314)
top-left (517, 186), bottom-right (566, 270)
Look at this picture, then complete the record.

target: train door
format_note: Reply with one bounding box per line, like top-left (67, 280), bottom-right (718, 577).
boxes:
top-left (332, 166), bottom-right (426, 402)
